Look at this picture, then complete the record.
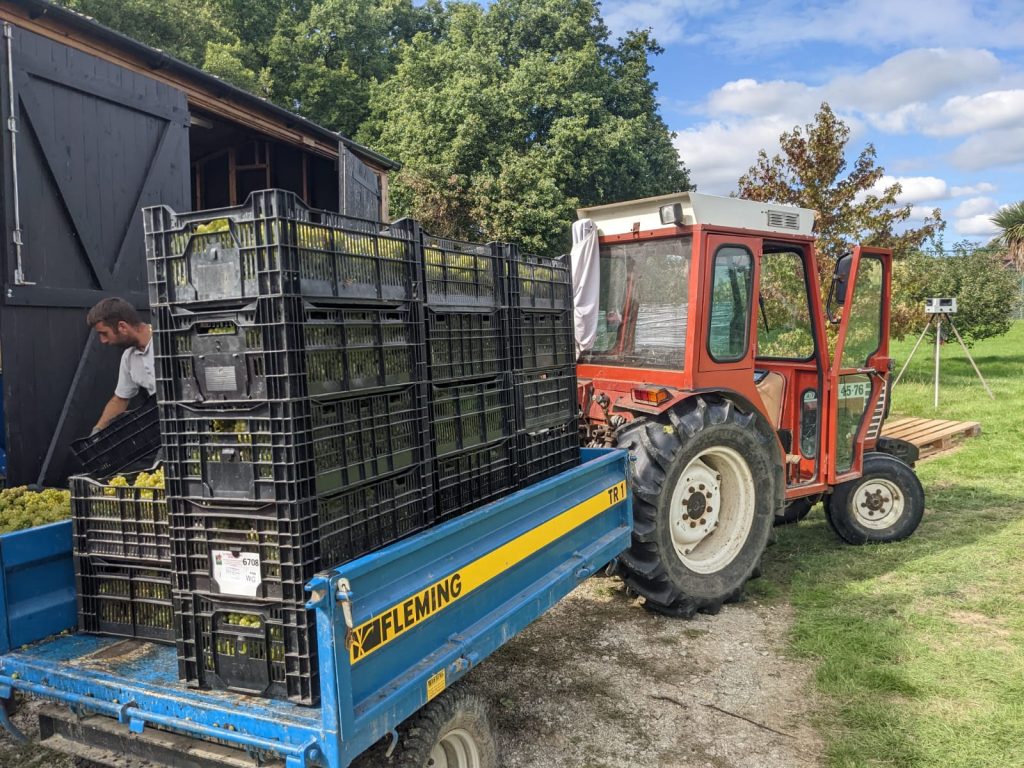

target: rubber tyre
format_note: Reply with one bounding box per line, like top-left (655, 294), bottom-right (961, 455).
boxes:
top-left (826, 453), bottom-right (924, 544)
top-left (615, 396), bottom-right (780, 618)
top-left (774, 497), bottom-right (814, 526)
top-left (394, 687), bottom-right (499, 768)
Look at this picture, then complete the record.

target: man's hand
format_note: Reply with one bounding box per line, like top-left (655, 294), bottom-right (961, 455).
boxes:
top-left (94, 395), bottom-right (130, 435)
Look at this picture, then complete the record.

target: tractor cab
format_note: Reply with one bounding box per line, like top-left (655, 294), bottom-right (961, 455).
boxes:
top-left (576, 191), bottom-right (893, 497)
top-left (572, 192), bottom-right (923, 617)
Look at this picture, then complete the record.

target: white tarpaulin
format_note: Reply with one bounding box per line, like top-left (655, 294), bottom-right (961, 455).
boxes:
top-left (570, 218), bottom-right (599, 356)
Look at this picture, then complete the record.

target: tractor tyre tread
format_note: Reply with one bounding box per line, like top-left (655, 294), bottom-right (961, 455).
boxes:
top-left (614, 396), bottom-right (782, 618)
top-left (394, 685), bottom-right (499, 768)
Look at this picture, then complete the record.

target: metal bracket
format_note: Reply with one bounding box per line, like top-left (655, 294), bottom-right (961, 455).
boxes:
top-left (335, 577), bottom-right (355, 651)
top-left (384, 727), bottom-right (400, 758)
top-left (116, 700), bottom-right (145, 734)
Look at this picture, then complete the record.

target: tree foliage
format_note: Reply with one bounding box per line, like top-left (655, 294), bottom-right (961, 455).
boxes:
top-left (358, 0), bottom-right (690, 254)
top-left (893, 243), bottom-right (1018, 345)
top-left (58, 0), bottom-right (686, 254)
top-left (991, 200), bottom-right (1024, 272)
top-left (737, 103), bottom-right (945, 337)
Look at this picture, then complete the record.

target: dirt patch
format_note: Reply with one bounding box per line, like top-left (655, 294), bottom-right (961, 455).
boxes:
top-left (465, 577), bottom-right (824, 768)
top-left (0, 578), bottom-right (823, 768)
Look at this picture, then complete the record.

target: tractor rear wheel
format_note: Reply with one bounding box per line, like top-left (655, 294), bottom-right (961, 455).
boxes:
top-left (826, 453), bottom-right (924, 544)
top-left (614, 397), bottom-right (779, 617)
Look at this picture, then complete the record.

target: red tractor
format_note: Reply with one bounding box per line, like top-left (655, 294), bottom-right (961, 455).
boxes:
top-left (573, 192), bottom-right (924, 617)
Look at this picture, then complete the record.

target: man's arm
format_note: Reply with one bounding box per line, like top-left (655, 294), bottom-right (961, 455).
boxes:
top-left (94, 395), bottom-right (129, 433)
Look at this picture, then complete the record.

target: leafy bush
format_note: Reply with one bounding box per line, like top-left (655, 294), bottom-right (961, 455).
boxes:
top-left (893, 244), bottom-right (1018, 345)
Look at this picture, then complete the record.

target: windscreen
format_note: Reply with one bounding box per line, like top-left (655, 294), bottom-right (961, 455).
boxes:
top-left (580, 237), bottom-right (692, 370)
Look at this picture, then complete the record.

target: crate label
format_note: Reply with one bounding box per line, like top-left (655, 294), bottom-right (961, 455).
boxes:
top-left (205, 366), bottom-right (238, 392)
top-left (212, 550), bottom-right (261, 597)
top-left (426, 669), bottom-right (446, 701)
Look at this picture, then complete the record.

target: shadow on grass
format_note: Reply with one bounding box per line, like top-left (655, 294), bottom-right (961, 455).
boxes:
top-left (752, 482), bottom-right (1024, 767)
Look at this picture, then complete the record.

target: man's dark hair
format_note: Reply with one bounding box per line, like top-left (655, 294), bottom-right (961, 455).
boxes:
top-left (87, 297), bottom-right (142, 329)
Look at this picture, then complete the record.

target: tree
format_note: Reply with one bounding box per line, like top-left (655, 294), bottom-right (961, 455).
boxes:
top-left (359, 0), bottom-right (689, 254)
top-left (893, 243), bottom-right (1018, 344)
top-left (737, 103), bottom-right (945, 338)
top-left (991, 200), bottom-right (1024, 272)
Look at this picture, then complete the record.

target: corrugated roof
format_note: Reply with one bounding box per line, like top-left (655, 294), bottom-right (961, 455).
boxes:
top-left (14, 0), bottom-right (400, 170)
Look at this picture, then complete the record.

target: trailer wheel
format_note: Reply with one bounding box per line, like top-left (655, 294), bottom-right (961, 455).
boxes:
top-left (615, 396), bottom-right (778, 617)
top-left (395, 687), bottom-right (498, 768)
top-left (826, 453), bottom-right (924, 544)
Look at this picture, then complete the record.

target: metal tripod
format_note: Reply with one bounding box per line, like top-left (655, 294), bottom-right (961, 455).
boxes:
top-left (892, 313), bottom-right (994, 408)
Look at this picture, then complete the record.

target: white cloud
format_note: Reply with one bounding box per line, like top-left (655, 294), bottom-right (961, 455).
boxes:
top-left (956, 213), bottom-right (1001, 237)
top-left (951, 126), bottom-right (1024, 171)
top-left (602, 0), bottom-right (728, 44)
top-left (908, 205), bottom-right (939, 221)
top-left (863, 175), bottom-right (948, 204)
top-left (674, 117), bottom-right (796, 194)
top-left (829, 49), bottom-right (1001, 114)
top-left (953, 196), bottom-right (998, 218)
top-left (951, 182), bottom-right (997, 197)
top-left (917, 90), bottom-right (1024, 137)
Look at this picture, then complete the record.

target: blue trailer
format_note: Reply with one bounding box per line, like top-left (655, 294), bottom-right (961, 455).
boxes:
top-left (0, 448), bottom-right (630, 768)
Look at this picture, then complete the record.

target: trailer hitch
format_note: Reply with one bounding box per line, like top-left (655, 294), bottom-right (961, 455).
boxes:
top-left (0, 683), bottom-right (26, 743)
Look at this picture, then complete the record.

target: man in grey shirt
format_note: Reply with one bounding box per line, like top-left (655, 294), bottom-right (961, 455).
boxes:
top-left (86, 297), bottom-right (155, 433)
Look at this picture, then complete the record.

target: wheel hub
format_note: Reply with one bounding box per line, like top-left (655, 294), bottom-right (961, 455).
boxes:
top-left (668, 445), bottom-right (756, 574)
top-left (852, 479), bottom-right (904, 530)
top-left (672, 463), bottom-right (721, 548)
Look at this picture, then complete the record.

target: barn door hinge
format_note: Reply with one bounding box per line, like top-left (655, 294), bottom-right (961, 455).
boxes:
top-left (3, 22), bottom-right (31, 285)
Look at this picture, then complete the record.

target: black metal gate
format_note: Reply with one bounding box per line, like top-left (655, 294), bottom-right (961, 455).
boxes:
top-left (0, 23), bottom-right (190, 485)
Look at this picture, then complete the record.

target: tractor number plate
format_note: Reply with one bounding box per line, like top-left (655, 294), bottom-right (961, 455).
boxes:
top-left (839, 381), bottom-right (869, 400)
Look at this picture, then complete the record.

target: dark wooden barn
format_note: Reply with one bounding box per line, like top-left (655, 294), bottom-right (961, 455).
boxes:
top-left (0, 0), bottom-right (399, 486)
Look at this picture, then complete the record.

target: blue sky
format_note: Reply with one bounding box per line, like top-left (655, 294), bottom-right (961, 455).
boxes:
top-left (599, 0), bottom-right (1024, 242)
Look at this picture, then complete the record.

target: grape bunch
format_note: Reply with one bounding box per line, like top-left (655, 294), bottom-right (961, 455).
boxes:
top-left (0, 486), bottom-right (72, 534)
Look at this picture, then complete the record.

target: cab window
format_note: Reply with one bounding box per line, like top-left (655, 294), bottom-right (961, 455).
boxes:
top-left (707, 246), bottom-right (754, 362)
top-left (756, 249), bottom-right (815, 360)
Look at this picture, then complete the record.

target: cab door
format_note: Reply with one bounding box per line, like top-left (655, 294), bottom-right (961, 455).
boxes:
top-left (826, 247), bottom-right (892, 484)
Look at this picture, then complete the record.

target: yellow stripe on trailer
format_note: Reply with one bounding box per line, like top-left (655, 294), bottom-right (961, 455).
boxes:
top-left (348, 481), bottom-right (627, 664)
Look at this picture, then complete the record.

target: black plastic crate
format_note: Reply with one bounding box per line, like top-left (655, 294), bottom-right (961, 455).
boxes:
top-left (75, 556), bottom-right (174, 643)
top-left (169, 497), bottom-right (319, 603)
top-left (145, 189), bottom-right (418, 307)
top-left (516, 420), bottom-right (580, 489)
top-left (431, 378), bottom-right (514, 458)
top-left (422, 233), bottom-right (505, 308)
top-left (318, 465), bottom-right (435, 569)
top-left (312, 385), bottom-right (431, 495)
top-left (435, 439), bottom-right (516, 521)
top-left (426, 309), bottom-right (508, 383)
top-left (509, 250), bottom-right (572, 311)
top-left (514, 367), bottom-right (577, 432)
top-left (512, 310), bottom-right (575, 370)
top-left (70, 399), bottom-right (161, 477)
top-left (175, 591), bottom-right (317, 705)
top-left (161, 400), bottom-right (316, 502)
top-left (70, 470), bottom-right (170, 563)
top-left (155, 299), bottom-right (424, 403)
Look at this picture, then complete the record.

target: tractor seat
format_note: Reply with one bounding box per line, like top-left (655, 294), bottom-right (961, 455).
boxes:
top-left (754, 370), bottom-right (785, 430)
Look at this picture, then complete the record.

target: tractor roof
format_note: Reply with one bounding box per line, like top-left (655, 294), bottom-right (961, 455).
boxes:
top-left (577, 192), bottom-right (816, 238)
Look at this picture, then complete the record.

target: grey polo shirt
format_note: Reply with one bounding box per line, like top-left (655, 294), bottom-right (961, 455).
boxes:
top-left (115, 336), bottom-right (156, 399)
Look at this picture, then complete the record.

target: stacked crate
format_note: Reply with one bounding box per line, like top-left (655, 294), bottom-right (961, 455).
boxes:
top-left (70, 463), bottom-right (174, 645)
top-left (422, 234), bottom-right (516, 521)
top-left (508, 248), bottom-right (580, 487)
top-left (143, 190), bottom-right (434, 705)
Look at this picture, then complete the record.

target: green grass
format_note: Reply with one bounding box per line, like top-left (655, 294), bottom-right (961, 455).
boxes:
top-left (750, 321), bottom-right (1024, 768)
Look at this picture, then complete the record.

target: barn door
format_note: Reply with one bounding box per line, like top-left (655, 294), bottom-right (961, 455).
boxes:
top-left (0, 23), bottom-right (190, 486)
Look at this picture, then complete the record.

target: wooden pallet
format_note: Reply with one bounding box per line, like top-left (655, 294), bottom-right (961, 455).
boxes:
top-left (881, 417), bottom-right (981, 459)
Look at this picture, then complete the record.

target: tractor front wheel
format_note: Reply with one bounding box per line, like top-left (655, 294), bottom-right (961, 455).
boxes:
top-left (615, 396), bottom-right (778, 617)
top-left (826, 453), bottom-right (924, 544)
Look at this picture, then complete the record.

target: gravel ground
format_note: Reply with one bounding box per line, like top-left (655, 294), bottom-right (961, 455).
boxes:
top-left (0, 578), bottom-right (822, 768)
